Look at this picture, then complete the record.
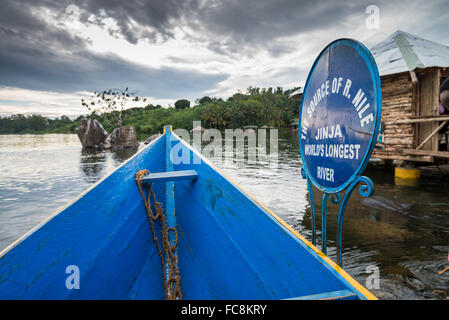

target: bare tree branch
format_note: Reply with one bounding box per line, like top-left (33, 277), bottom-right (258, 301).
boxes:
top-left (81, 88), bottom-right (147, 128)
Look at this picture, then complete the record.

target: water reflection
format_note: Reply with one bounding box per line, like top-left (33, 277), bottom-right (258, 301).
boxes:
top-left (80, 149), bottom-right (107, 183)
top-left (299, 165), bottom-right (449, 300)
top-left (79, 147), bottom-right (139, 183)
top-left (0, 135), bottom-right (139, 253)
top-left (113, 147), bottom-right (139, 162)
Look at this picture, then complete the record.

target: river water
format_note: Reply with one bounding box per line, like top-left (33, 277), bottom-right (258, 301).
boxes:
top-left (0, 133), bottom-right (448, 299)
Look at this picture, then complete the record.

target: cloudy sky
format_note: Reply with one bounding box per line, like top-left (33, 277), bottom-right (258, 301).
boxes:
top-left (1, 0), bottom-right (449, 117)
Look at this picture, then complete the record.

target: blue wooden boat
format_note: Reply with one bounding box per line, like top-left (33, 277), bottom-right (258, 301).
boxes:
top-left (0, 126), bottom-right (376, 300)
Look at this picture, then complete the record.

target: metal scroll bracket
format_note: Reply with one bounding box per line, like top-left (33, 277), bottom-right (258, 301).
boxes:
top-left (301, 167), bottom-right (374, 266)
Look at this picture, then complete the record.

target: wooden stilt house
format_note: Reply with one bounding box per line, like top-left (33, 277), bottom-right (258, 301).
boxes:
top-left (371, 30), bottom-right (449, 162)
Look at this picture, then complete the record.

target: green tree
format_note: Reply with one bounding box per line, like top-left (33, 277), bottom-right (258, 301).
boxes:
top-left (28, 115), bottom-right (47, 131)
top-left (0, 84), bottom-right (302, 136)
top-left (197, 96), bottom-right (212, 105)
top-left (174, 99), bottom-right (190, 109)
top-left (11, 114), bottom-right (27, 132)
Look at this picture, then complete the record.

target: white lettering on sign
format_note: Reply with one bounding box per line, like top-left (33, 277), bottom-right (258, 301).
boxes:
top-left (304, 143), bottom-right (361, 160)
top-left (317, 166), bottom-right (334, 182)
top-left (315, 124), bottom-right (342, 140)
top-left (304, 144), bottom-right (324, 156)
top-left (352, 88), bottom-right (374, 127)
top-left (331, 77), bottom-right (343, 94)
top-left (342, 78), bottom-right (352, 98)
top-left (301, 76), bottom-right (375, 140)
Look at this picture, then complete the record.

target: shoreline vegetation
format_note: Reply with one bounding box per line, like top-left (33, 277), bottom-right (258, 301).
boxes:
top-left (0, 87), bottom-right (300, 140)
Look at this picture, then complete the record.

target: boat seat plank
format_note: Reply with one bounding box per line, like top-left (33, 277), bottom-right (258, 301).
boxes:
top-left (285, 289), bottom-right (357, 300)
top-left (141, 170), bottom-right (198, 183)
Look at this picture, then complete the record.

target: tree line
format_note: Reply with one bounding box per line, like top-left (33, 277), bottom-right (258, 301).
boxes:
top-left (0, 114), bottom-right (80, 134)
top-left (0, 86), bottom-right (301, 137)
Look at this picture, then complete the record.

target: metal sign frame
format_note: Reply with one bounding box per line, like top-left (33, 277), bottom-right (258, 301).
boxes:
top-left (299, 39), bottom-right (382, 265)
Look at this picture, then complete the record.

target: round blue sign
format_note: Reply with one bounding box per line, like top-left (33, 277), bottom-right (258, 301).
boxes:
top-left (299, 39), bottom-right (382, 193)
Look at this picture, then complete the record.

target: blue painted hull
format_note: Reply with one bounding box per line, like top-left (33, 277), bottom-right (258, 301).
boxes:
top-left (0, 127), bottom-right (376, 300)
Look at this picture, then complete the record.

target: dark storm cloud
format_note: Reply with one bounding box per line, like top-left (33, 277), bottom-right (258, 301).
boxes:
top-left (0, 0), bottom-right (85, 50)
top-left (68, 0), bottom-right (371, 56)
top-left (194, 1), bottom-right (360, 53)
top-left (64, 0), bottom-right (363, 55)
top-left (2, 0), bottom-right (449, 100)
top-left (73, 0), bottom-right (449, 56)
top-left (0, 0), bottom-right (227, 96)
top-left (75, 0), bottom-right (201, 44)
top-left (0, 41), bottom-right (228, 97)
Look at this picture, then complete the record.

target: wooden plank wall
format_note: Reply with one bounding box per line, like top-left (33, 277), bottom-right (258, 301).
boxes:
top-left (373, 72), bottom-right (414, 160)
top-left (417, 68), bottom-right (440, 150)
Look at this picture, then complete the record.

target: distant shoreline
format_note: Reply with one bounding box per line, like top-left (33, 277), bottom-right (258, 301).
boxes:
top-left (0, 128), bottom-right (291, 144)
